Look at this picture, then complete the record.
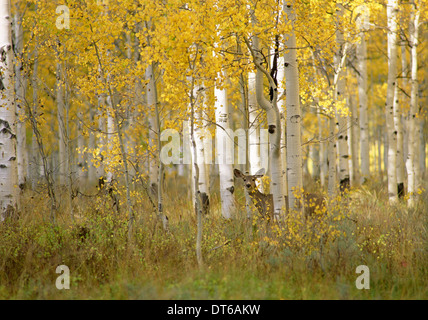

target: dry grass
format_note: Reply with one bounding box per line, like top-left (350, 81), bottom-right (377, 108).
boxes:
top-left (0, 176), bottom-right (427, 299)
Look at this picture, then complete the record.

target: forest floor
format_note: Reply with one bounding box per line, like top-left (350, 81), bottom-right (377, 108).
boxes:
top-left (1, 175), bottom-right (427, 300)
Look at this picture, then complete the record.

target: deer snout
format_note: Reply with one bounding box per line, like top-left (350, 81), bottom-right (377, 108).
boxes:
top-left (245, 183), bottom-right (252, 189)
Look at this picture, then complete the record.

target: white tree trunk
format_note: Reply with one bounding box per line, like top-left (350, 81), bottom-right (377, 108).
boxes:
top-left (0, 0), bottom-right (18, 220)
top-left (348, 84), bottom-right (360, 185)
top-left (356, 5), bottom-right (370, 183)
top-left (277, 50), bottom-right (288, 197)
top-left (87, 106), bottom-right (97, 183)
top-left (334, 3), bottom-right (350, 192)
top-left (406, 4), bottom-right (420, 207)
top-left (56, 62), bottom-right (68, 186)
top-left (385, 0), bottom-right (399, 203)
top-left (77, 112), bottom-right (85, 180)
top-left (146, 64), bottom-right (159, 195)
top-left (247, 10), bottom-right (285, 218)
top-left (283, 1), bottom-right (302, 212)
top-left (106, 94), bottom-right (114, 184)
top-left (96, 92), bottom-right (106, 182)
top-left (215, 71), bottom-right (236, 219)
top-left (248, 69), bottom-right (264, 193)
top-left (30, 48), bottom-right (39, 190)
top-left (14, 12), bottom-right (27, 190)
top-left (327, 116), bottom-right (337, 197)
top-left (318, 112), bottom-right (327, 188)
top-left (190, 85), bottom-right (210, 208)
top-left (395, 78), bottom-right (405, 198)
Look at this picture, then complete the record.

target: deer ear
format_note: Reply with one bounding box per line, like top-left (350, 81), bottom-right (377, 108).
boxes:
top-left (234, 169), bottom-right (243, 178)
top-left (254, 168), bottom-right (265, 177)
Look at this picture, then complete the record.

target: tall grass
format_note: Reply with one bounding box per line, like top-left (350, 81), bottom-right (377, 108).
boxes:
top-left (0, 175), bottom-right (427, 299)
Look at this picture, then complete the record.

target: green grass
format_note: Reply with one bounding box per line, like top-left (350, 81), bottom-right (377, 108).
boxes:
top-left (1, 176), bottom-right (427, 300)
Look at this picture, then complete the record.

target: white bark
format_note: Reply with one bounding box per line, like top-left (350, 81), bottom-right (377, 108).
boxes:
top-left (318, 112), bottom-right (327, 188)
top-left (334, 3), bottom-right (350, 192)
top-left (190, 85), bottom-right (210, 205)
top-left (87, 106), bottom-right (97, 183)
top-left (349, 83), bottom-right (360, 185)
top-left (96, 92), bottom-right (106, 181)
top-left (284, 0), bottom-right (303, 210)
top-left (56, 62), bottom-right (68, 186)
top-left (215, 71), bottom-right (236, 219)
top-left (14, 12), bottom-right (27, 189)
top-left (30, 48), bottom-right (39, 190)
top-left (146, 64), bottom-right (159, 194)
top-left (356, 6), bottom-right (370, 183)
top-left (395, 76), bottom-right (405, 198)
top-left (0, 0), bottom-right (18, 220)
top-left (247, 10), bottom-right (285, 218)
top-left (248, 69), bottom-right (264, 192)
top-left (77, 112), bottom-right (85, 179)
top-left (277, 50), bottom-right (288, 197)
top-left (327, 116), bottom-right (337, 197)
top-left (386, 0), bottom-right (399, 203)
top-left (406, 4), bottom-right (420, 207)
top-left (106, 94), bottom-right (114, 184)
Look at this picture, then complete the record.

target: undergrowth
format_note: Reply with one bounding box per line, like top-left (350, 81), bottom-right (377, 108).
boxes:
top-left (0, 176), bottom-right (427, 299)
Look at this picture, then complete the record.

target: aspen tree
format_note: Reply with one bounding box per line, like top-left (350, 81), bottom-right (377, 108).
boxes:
top-left (386, 0), bottom-right (399, 203)
top-left (246, 6), bottom-right (285, 219)
top-left (188, 67), bottom-right (204, 268)
top-left (283, 0), bottom-right (303, 211)
top-left (56, 60), bottom-right (67, 186)
top-left (215, 66), bottom-right (236, 219)
top-left (13, 11), bottom-right (27, 190)
top-left (356, 5), bottom-right (370, 184)
top-left (406, 1), bottom-right (420, 207)
top-left (248, 69), bottom-right (264, 193)
top-left (0, 0), bottom-right (18, 221)
top-left (334, 2), bottom-right (350, 193)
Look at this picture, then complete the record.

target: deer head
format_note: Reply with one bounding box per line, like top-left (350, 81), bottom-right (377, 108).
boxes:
top-left (233, 168), bottom-right (265, 193)
top-left (234, 168), bottom-right (274, 219)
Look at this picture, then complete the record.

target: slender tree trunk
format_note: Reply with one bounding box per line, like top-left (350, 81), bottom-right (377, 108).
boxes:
top-left (246, 12), bottom-right (285, 218)
top-left (406, 3), bottom-right (420, 207)
top-left (96, 91), bottom-right (106, 182)
top-left (149, 62), bottom-right (168, 231)
top-left (334, 2), bottom-right (350, 193)
top-left (14, 12), bottom-right (27, 191)
top-left (277, 45), bottom-right (288, 197)
top-left (385, 0), bottom-right (399, 203)
top-left (284, 1), bottom-right (303, 211)
top-left (240, 72), bottom-right (254, 218)
top-left (0, 0), bottom-right (18, 220)
top-left (31, 48), bottom-right (39, 190)
top-left (318, 112), bottom-right (327, 188)
top-left (106, 94), bottom-right (114, 184)
top-left (77, 112), bottom-right (85, 180)
top-left (88, 107), bottom-right (97, 183)
top-left (395, 78), bottom-right (405, 199)
top-left (190, 86), bottom-right (210, 215)
top-left (349, 83), bottom-right (360, 186)
top-left (188, 73), bottom-right (203, 268)
top-left (327, 116), bottom-right (337, 197)
top-left (356, 5), bottom-right (370, 183)
top-left (146, 65), bottom-right (159, 197)
top-left (248, 69), bottom-right (264, 193)
top-left (56, 61), bottom-right (68, 186)
top-left (215, 69), bottom-right (236, 219)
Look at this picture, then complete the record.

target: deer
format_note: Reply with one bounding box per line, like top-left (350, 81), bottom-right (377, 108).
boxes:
top-left (233, 168), bottom-right (326, 221)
